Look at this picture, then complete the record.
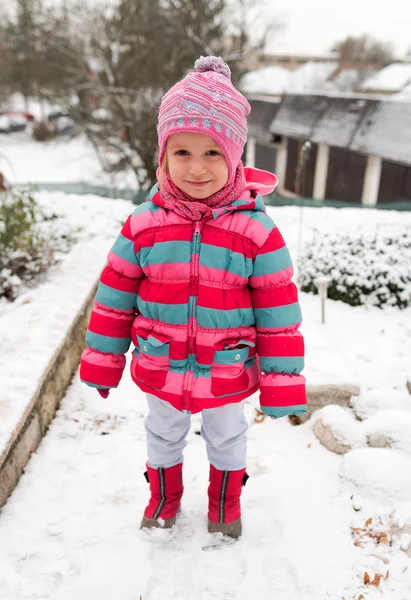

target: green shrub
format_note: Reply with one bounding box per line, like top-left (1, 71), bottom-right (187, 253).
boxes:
top-left (298, 227), bottom-right (411, 309)
top-left (0, 188), bottom-right (60, 300)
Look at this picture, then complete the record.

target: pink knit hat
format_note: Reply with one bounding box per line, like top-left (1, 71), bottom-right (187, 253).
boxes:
top-left (157, 56), bottom-right (251, 183)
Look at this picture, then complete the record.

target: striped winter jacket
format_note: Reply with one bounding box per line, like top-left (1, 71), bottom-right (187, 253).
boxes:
top-left (80, 167), bottom-right (306, 418)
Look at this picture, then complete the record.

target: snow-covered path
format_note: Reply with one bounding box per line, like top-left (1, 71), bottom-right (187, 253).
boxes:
top-left (0, 363), bottom-right (356, 600)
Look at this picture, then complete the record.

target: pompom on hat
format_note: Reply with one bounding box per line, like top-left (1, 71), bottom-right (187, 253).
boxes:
top-left (157, 56), bottom-right (251, 183)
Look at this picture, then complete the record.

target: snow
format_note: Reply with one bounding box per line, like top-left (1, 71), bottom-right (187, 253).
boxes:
top-left (362, 63), bottom-right (411, 92)
top-left (1, 136), bottom-right (411, 598)
top-left (0, 191), bottom-right (134, 458)
top-left (240, 66), bottom-right (290, 96)
top-left (240, 61), bottom-right (338, 96)
top-left (0, 131), bottom-right (138, 190)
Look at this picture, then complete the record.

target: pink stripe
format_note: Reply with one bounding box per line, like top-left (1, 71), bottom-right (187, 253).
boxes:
top-left (130, 206), bottom-right (186, 235)
top-left (108, 250), bottom-right (143, 279)
top-left (199, 265), bottom-right (247, 287)
top-left (260, 373), bottom-right (306, 388)
top-left (144, 262), bottom-right (190, 280)
top-left (216, 212), bottom-right (271, 247)
top-left (94, 300), bottom-right (135, 315)
top-left (81, 347), bottom-right (125, 368)
top-left (133, 315), bottom-right (188, 342)
top-left (92, 304), bottom-right (136, 323)
top-left (249, 266), bottom-right (294, 288)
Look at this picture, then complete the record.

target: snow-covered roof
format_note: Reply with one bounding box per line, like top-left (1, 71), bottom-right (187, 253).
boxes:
top-left (362, 63), bottom-right (411, 92)
top-left (268, 94), bottom-right (411, 166)
top-left (287, 62), bottom-right (338, 94)
top-left (240, 62), bottom-right (338, 96)
top-left (240, 66), bottom-right (290, 96)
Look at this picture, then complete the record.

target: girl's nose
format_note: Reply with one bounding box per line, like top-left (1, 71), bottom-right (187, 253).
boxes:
top-left (188, 160), bottom-right (207, 177)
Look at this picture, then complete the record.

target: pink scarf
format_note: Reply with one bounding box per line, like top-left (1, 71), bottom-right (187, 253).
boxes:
top-left (157, 162), bottom-right (247, 221)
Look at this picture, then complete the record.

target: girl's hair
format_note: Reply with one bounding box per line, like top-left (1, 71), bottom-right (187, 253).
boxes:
top-left (161, 153), bottom-right (168, 172)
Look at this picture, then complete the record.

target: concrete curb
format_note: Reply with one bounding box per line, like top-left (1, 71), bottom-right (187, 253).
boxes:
top-left (0, 282), bottom-right (98, 510)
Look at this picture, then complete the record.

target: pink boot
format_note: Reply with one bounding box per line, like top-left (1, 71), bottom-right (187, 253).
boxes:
top-left (141, 462), bottom-right (183, 529)
top-left (207, 464), bottom-right (248, 538)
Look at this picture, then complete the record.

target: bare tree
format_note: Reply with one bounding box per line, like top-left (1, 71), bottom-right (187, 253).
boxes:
top-left (220, 0), bottom-right (284, 83)
top-left (335, 35), bottom-right (394, 67)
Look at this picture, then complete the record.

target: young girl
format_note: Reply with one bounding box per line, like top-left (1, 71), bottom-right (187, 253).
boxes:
top-left (80, 56), bottom-right (306, 539)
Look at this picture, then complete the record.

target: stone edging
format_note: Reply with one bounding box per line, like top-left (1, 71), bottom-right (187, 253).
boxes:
top-left (0, 282), bottom-right (98, 509)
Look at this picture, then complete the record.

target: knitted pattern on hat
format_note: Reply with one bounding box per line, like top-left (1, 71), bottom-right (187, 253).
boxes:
top-left (157, 56), bottom-right (251, 183)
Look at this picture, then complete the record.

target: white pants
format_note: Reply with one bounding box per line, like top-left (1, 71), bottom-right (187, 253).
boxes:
top-left (145, 394), bottom-right (248, 471)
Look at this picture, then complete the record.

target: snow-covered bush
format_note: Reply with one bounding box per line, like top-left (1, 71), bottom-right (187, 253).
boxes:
top-left (0, 187), bottom-right (74, 301)
top-left (298, 226), bottom-right (411, 309)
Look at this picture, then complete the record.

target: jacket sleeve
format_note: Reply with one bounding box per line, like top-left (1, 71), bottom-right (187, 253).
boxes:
top-left (79, 214), bottom-right (143, 389)
top-left (249, 223), bottom-right (306, 418)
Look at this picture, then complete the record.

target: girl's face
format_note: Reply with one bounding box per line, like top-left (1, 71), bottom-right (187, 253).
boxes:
top-left (165, 132), bottom-right (229, 199)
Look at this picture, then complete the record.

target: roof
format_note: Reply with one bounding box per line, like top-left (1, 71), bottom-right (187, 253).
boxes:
top-left (362, 63), bottom-right (411, 92)
top-left (240, 62), bottom-right (338, 97)
top-left (267, 94), bottom-right (411, 166)
top-left (240, 66), bottom-right (290, 96)
top-left (247, 98), bottom-right (281, 142)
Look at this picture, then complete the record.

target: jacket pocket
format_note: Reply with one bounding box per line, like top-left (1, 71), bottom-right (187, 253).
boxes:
top-left (133, 330), bottom-right (171, 391)
top-left (210, 340), bottom-right (255, 398)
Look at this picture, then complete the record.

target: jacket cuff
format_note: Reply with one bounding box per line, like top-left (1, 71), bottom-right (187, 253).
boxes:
top-left (260, 372), bottom-right (307, 418)
top-left (79, 347), bottom-right (126, 388)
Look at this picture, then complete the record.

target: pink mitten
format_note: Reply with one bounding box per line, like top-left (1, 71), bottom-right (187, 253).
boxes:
top-left (97, 389), bottom-right (110, 399)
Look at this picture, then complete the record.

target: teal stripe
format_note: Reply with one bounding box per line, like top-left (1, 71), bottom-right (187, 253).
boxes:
top-left (200, 244), bottom-right (253, 278)
top-left (253, 246), bottom-right (292, 277)
top-left (81, 381), bottom-right (113, 389)
top-left (96, 281), bottom-right (137, 311)
top-left (138, 241), bottom-right (191, 266)
top-left (137, 335), bottom-right (170, 357)
top-left (237, 210), bottom-right (274, 233)
top-left (197, 306), bottom-right (254, 329)
top-left (132, 199), bottom-right (160, 216)
top-left (261, 405), bottom-right (307, 418)
top-left (137, 297), bottom-right (188, 325)
top-left (112, 233), bottom-right (139, 265)
top-left (259, 356), bottom-right (305, 374)
top-left (214, 346), bottom-right (249, 364)
top-left (149, 184), bottom-right (159, 199)
top-left (254, 302), bottom-right (302, 329)
top-left (86, 330), bottom-right (131, 354)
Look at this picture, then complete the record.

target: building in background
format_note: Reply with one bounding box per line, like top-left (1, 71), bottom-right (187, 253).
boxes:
top-left (246, 94), bottom-right (411, 206)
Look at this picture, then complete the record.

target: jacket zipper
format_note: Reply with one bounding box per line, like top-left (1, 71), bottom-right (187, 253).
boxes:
top-left (182, 221), bottom-right (202, 411)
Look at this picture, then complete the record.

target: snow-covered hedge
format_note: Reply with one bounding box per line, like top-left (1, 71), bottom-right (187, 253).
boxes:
top-left (0, 187), bottom-right (75, 301)
top-left (298, 226), bottom-right (411, 309)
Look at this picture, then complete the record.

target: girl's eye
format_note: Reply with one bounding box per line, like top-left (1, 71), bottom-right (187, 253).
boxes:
top-left (207, 150), bottom-right (221, 156)
top-left (175, 150), bottom-right (189, 156)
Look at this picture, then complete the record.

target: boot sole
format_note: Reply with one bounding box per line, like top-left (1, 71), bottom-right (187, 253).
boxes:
top-left (140, 515), bottom-right (176, 529)
top-left (207, 518), bottom-right (242, 538)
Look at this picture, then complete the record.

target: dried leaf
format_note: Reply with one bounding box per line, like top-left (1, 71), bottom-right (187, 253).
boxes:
top-left (365, 518), bottom-right (373, 527)
top-left (254, 409), bottom-right (266, 424)
top-left (372, 573), bottom-right (383, 587)
top-left (385, 569), bottom-right (389, 580)
top-left (352, 527), bottom-right (366, 534)
top-left (358, 595), bottom-right (364, 600)
top-left (354, 540), bottom-right (363, 547)
top-left (379, 533), bottom-right (390, 545)
top-left (364, 572), bottom-right (371, 585)
top-left (307, 443), bottom-right (311, 448)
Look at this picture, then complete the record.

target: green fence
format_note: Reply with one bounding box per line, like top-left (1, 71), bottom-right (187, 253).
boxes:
top-left (11, 182), bottom-right (411, 211)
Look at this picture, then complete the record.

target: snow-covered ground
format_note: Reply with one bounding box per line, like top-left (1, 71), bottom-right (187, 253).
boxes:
top-left (0, 130), bottom-right (137, 190)
top-left (1, 136), bottom-right (411, 599)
